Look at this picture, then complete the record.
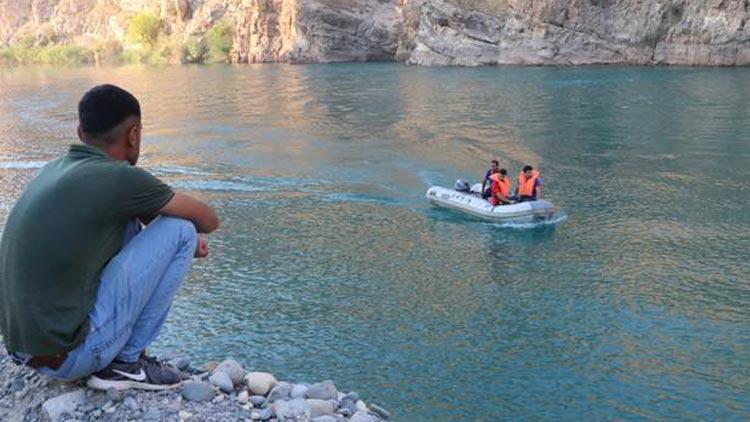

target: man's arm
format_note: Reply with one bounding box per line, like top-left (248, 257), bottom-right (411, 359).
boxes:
top-left (159, 192), bottom-right (219, 233)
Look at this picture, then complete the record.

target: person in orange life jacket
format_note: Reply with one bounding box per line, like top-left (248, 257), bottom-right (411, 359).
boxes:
top-left (488, 168), bottom-right (512, 206)
top-left (481, 159), bottom-right (500, 199)
top-left (516, 165), bottom-right (542, 202)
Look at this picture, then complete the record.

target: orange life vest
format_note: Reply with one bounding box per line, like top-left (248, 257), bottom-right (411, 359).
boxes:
top-left (517, 170), bottom-right (539, 197)
top-left (489, 173), bottom-right (510, 197)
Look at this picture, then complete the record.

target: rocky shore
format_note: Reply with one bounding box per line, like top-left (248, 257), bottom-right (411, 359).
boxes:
top-left (1, 0), bottom-right (748, 66)
top-left (0, 346), bottom-right (391, 422)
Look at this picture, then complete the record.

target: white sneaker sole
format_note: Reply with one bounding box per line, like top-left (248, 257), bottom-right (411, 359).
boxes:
top-left (87, 375), bottom-right (181, 391)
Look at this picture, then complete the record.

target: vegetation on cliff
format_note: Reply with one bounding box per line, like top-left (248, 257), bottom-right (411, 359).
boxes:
top-left (0, 13), bottom-right (234, 66)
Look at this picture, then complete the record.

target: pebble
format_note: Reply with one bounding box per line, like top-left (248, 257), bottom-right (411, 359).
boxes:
top-left (258, 407), bottom-right (274, 420)
top-left (307, 398), bottom-right (335, 417)
top-left (237, 390), bottom-right (249, 405)
top-left (209, 371), bottom-right (234, 393)
top-left (173, 357), bottom-right (191, 372)
top-left (123, 395), bottom-right (138, 410)
top-left (312, 416), bottom-right (343, 422)
top-left (213, 358), bottom-right (246, 385)
top-left (369, 403), bottom-right (391, 419)
top-left (250, 394), bottom-right (267, 407)
top-left (306, 380), bottom-right (338, 401)
top-left (267, 381), bottom-right (292, 402)
top-left (244, 372), bottom-right (277, 395)
top-left (10, 378), bottom-right (25, 392)
top-left (357, 400), bottom-right (370, 411)
top-left (350, 411), bottom-right (379, 422)
top-left (290, 384), bottom-right (309, 399)
top-left (181, 381), bottom-right (216, 402)
top-left (274, 398), bottom-right (311, 420)
top-left (42, 389), bottom-right (87, 422)
top-left (105, 388), bottom-right (122, 403)
top-left (178, 410), bottom-right (193, 421)
top-left (339, 396), bottom-right (358, 415)
top-left (202, 361), bottom-right (220, 373)
top-left (143, 408), bottom-right (163, 421)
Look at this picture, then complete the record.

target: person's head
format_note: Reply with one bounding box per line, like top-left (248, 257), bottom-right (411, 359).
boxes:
top-left (499, 168), bottom-right (507, 179)
top-left (522, 165), bottom-right (534, 177)
top-left (491, 160), bottom-right (499, 171)
top-left (77, 84), bottom-right (142, 165)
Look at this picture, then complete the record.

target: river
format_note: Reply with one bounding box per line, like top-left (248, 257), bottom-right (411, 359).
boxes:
top-left (0, 64), bottom-right (748, 420)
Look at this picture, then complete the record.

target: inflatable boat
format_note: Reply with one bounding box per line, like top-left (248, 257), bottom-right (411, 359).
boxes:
top-left (426, 181), bottom-right (557, 223)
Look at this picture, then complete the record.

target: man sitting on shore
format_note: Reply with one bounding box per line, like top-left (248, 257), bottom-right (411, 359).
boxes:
top-left (0, 84), bottom-right (219, 390)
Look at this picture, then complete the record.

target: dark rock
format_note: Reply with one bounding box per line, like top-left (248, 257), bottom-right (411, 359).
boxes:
top-left (267, 381), bottom-right (291, 402)
top-left (306, 380), bottom-right (338, 401)
top-left (249, 395), bottom-right (267, 407)
top-left (181, 381), bottom-right (216, 402)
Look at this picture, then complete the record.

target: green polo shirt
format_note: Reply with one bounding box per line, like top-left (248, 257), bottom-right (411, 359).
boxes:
top-left (0, 144), bottom-right (174, 355)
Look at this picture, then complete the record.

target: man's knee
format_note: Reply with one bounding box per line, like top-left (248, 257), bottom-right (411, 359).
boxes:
top-left (155, 216), bottom-right (198, 246)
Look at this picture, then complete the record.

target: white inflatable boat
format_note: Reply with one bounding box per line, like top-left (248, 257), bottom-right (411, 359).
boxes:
top-left (426, 182), bottom-right (557, 223)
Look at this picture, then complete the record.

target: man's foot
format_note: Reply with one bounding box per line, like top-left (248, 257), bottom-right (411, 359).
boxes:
top-left (87, 355), bottom-right (181, 391)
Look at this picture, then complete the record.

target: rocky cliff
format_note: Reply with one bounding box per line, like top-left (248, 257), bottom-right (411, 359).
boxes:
top-left (1, 0), bottom-right (748, 66)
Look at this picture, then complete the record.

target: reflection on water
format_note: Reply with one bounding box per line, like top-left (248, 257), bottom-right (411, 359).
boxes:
top-left (1, 64), bottom-right (749, 420)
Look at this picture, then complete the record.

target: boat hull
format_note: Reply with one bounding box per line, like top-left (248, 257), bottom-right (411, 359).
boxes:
top-left (426, 186), bottom-right (556, 223)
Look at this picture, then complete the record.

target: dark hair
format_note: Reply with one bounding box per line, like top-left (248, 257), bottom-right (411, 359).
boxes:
top-left (499, 168), bottom-right (507, 175)
top-left (78, 84), bottom-right (140, 137)
top-left (491, 160), bottom-right (499, 166)
top-left (523, 165), bottom-right (533, 172)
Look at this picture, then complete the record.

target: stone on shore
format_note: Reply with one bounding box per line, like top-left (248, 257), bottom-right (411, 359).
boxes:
top-left (312, 416), bottom-right (345, 422)
top-left (267, 381), bottom-right (292, 402)
top-left (350, 411), bottom-right (380, 422)
top-left (181, 381), bottom-right (216, 402)
top-left (369, 403), bottom-right (391, 419)
top-left (273, 398), bottom-right (311, 420)
top-left (237, 390), bottom-right (249, 405)
top-left (42, 389), bottom-right (87, 422)
top-left (307, 398), bottom-right (335, 417)
top-left (249, 394), bottom-right (267, 407)
top-left (306, 380), bottom-right (338, 400)
top-left (213, 358), bottom-right (246, 385)
top-left (209, 371), bottom-right (234, 393)
top-left (290, 383), bottom-right (309, 399)
top-left (244, 372), bottom-right (277, 395)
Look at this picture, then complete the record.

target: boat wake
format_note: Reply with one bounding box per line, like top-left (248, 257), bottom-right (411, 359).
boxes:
top-left (490, 211), bottom-right (568, 229)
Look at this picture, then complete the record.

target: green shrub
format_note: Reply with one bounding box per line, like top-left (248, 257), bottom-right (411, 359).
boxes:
top-left (126, 12), bottom-right (162, 48)
top-left (92, 40), bottom-right (124, 65)
top-left (205, 20), bottom-right (233, 63)
top-left (0, 44), bottom-right (95, 65)
top-left (183, 37), bottom-right (208, 63)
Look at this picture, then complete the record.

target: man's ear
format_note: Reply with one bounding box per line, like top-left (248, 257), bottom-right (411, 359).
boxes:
top-left (127, 124), bottom-right (139, 147)
top-left (77, 126), bottom-right (84, 141)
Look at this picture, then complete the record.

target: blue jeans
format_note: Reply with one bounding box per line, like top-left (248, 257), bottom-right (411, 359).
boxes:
top-left (36, 216), bottom-right (197, 381)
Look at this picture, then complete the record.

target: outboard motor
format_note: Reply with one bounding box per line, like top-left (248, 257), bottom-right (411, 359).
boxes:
top-left (454, 179), bottom-right (471, 193)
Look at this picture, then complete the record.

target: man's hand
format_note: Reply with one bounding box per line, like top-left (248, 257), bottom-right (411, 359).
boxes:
top-left (195, 236), bottom-right (209, 258)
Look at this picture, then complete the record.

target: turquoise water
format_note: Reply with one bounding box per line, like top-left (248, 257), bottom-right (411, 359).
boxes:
top-left (0, 64), bottom-right (749, 420)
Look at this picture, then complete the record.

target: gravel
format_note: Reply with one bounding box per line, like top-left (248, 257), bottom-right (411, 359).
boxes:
top-left (0, 343), bottom-right (391, 421)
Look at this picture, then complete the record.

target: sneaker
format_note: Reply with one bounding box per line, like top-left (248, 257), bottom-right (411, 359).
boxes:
top-left (87, 355), bottom-right (182, 391)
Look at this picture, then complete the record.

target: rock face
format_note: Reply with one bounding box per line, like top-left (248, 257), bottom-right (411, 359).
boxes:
top-left (0, 0), bottom-right (748, 66)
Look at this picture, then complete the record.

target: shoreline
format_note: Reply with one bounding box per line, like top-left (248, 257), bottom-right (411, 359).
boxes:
top-left (0, 343), bottom-right (391, 422)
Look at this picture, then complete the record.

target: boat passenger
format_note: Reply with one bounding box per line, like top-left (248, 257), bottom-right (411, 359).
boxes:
top-left (516, 165), bottom-right (541, 202)
top-left (481, 160), bottom-right (500, 199)
top-left (488, 168), bottom-right (512, 206)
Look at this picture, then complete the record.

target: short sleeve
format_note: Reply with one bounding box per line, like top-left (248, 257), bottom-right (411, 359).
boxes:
top-left (115, 165), bottom-right (174, 219)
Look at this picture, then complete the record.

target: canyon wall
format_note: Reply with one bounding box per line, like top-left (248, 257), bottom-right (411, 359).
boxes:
top-left (1, 0), bottom-right (748, 66)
